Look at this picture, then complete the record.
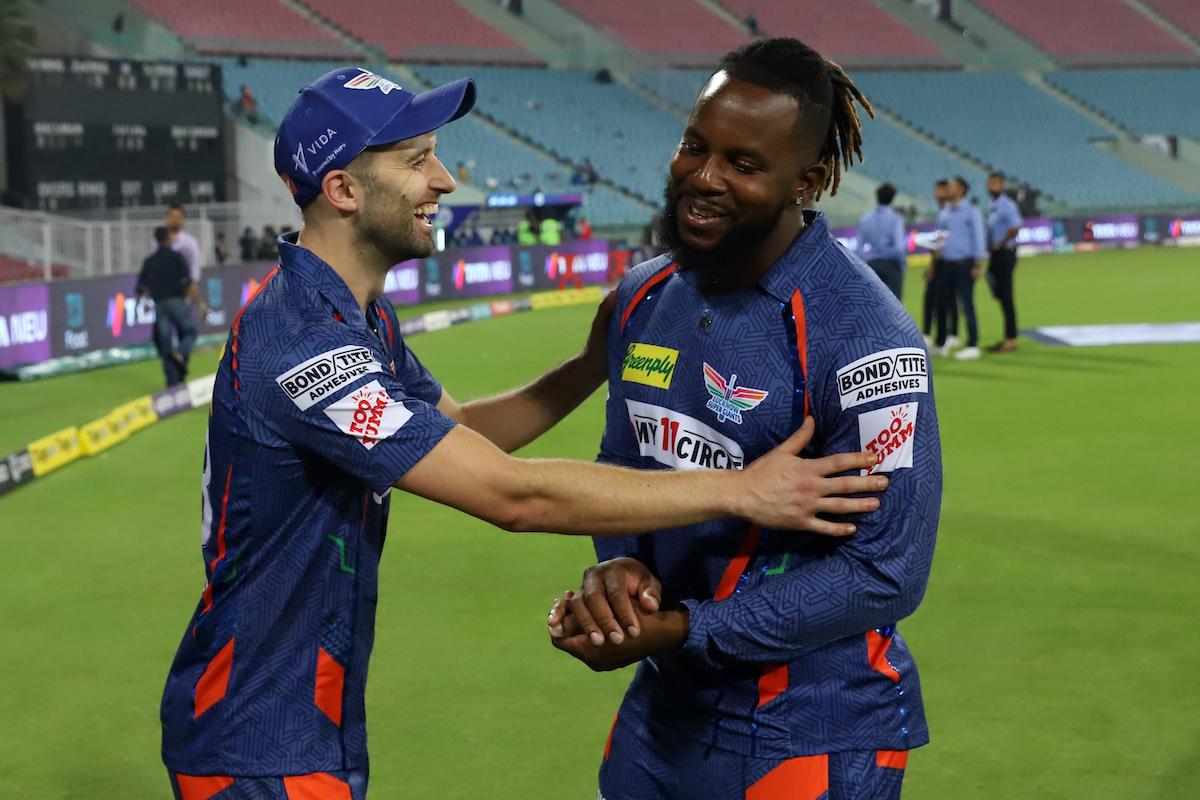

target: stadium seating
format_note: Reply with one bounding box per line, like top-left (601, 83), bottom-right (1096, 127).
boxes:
top-left (553, 0), bottom-right (749, 65)
top-left (1144, 0), bottom-right (1200, 42)
top-left (718, 0), bottom-right (952, 67)
top-left (631, 68), bottom-right (712, 113)
top-left (0, 226), bottom-right (71, 283)
top-left (855, 117), bottom-right (989, 210)
top-left (854, 71), bottom-right (1199, 208)
top-left (971, 0), bottom-right (1196, 66)
top-left (1046, 69), bottom-right (1200, 138)
top-left (0, 256), bottom-right (69, 284)
top-left (296, 0), bottom-right (542, 64)
top-left (213, 59), bottom-right (648, 226)
top-left (128, 0), bottom-right (353, 59)
top-left (214, 58), bottom-right (351, 125)
top-left (414, 65), bottom-right (684, 207)
top-left (631, 68), bottom-right (986, 209)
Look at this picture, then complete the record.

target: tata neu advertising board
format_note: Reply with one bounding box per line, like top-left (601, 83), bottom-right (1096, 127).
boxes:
top-left (0, 283), bottom-right (51, 370)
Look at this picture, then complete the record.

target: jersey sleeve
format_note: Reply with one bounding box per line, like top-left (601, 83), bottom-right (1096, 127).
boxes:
top-left (375, 298), bottom-right (445, 407)
top-left (394, 340), bottom-right (444, 406)
top-left (262, 329), bottom-right (456, 495)
top-left (680, 325), bottom-right (942, 669)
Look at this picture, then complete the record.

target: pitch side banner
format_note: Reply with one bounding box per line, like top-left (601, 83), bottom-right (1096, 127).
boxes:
top-left (1066, 214), bottom-right (1141, 248)
top-left (46, 261), bottom-right (278, 356)
top-left (431, 245), bottom-right (514, 300)
top-left (516, 241), bottom-right (611, 290)
top-left (0, 283), bottom-right (52, 369)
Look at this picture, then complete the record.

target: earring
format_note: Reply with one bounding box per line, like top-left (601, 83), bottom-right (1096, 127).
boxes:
top-left (795, 196), bottom-right (804, 205)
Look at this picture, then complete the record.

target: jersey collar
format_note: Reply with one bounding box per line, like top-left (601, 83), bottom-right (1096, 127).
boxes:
top-left (757, 210), bottom-right (831, 304)
top-left (277, 231), bottom-right (371, 329)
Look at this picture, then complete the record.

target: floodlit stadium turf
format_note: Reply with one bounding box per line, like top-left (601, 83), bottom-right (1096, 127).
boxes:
top-left (1, 247), bottom-right (1197, 799)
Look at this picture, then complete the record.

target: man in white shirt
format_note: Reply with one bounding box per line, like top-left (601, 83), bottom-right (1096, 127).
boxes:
top-left (165, 203), bottom-right (203, 283)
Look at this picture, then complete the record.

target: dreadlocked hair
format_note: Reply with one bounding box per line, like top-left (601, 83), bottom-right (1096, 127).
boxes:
top-left (717, 38), bottom-right (874, 198)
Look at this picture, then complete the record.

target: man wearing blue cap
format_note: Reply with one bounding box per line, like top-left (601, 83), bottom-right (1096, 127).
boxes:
top-left (158, 67), bottom-right (888, 799)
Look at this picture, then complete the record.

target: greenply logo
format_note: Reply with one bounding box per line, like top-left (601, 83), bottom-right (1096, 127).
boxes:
top-left (622, 343), bottom-right (678, 390)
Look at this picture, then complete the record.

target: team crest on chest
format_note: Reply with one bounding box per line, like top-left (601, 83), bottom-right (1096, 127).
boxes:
top-left (703, 362), bottom-right (769, 425)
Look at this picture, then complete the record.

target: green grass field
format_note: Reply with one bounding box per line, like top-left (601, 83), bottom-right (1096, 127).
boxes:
top-left (1, 247), bottom-right (1197, 799)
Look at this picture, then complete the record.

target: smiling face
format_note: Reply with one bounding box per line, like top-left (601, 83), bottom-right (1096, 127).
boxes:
top-left (348, 132), bottom-right (455, 264)
top-left (657, 73), bottom-right (821, 281)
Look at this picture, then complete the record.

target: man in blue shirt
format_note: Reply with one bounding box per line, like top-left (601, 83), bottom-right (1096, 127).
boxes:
top-left (985, 171), bottom-right (1023, 353)
top-left (548, 39), bottom-right (941, 799)
top-left (935, 175), bottom-right (986, 361)
top-left (857, 183), bottom-right (907, 300)
top-left (160, 66), bottom-right (885, 800)
top-left (923, 179), bottom-right (957, 348)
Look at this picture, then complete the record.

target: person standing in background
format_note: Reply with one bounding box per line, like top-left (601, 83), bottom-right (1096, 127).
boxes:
top-left (539, 214), bottom-right (562, 246)
top-left (137, 226), bottom-right (205, 387)
top-left (213, 232), bottom-right (229, 266)
top-left (856, 182), bottom-right (907, 300)
top-left (935, 176), bottom-right (986, 361)
top-left (924, 179), bottom-right (958, 348)
top-left (985, 171), bottom-right (1023, 353)
top-left (238, 226), bottom-right (257, 262)
top-left (517, 211), bottom-right (538, 246)
top-left (164, 203), bottom-right (203, 284)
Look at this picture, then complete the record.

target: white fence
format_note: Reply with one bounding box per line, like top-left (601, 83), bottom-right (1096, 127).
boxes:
top-left (0, 205), bottom-right (222, 279)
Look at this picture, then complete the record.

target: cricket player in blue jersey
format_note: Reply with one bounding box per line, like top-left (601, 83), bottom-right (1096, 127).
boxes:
top-left (549, 39), bottom-right (943, 799)
top-left (159, 66), bottom-right (889, 800)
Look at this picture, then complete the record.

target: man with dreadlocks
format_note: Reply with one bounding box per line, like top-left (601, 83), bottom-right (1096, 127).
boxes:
top-left (547, 38), bottom-right (942, 799)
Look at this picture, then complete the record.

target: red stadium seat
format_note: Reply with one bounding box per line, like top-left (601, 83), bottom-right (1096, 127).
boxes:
top-left (719, 0), bottom-right (953, 68)
top-left (128, 0), bottom-right (353, 59)
top-left (0, 256), bottom-right (70, 285)
top-left (973, 0), bottom-right (1197, 66)
top-left (555, 0), bottom-right (750, 66)
top-left (297, 0), bottom-right (543, 65)
top-left (1143, 0), bottom-right (1200, 42)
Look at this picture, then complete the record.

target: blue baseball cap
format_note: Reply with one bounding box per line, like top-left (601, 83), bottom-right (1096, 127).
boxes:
top-left (274, 67), bottom-right (475, 207)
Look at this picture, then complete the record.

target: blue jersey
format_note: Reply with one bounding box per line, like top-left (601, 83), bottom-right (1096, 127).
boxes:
top-left (161, 235), bottom-right (455, 776)
top-left (596, 211), bottom-right (942, 758)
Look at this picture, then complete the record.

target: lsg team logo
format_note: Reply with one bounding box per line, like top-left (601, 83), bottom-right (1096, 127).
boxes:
top-left (703, 363), bottom-right (768, 425)
top-left (323, 379), bottom-right (413, 450)
top-left (342, 70), bottom-right (400, 94)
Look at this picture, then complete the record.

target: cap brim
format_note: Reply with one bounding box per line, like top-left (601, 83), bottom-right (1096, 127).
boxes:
top-left (367, 78), bottom-right (476, 147)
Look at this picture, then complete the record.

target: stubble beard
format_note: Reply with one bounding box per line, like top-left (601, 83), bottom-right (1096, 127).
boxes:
top-left (354, 185), bottom-right (432, 274)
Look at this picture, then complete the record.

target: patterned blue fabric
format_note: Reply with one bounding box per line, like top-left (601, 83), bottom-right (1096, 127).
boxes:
top-left (595, 212), bottom-right (941, 762)
top-left (161, 234), bottom-right (455, 775)
top-left (601, 711), bottom-right (906, 799)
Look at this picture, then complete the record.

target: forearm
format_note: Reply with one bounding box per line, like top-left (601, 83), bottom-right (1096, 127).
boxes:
top-left (396, 424), bottom-right (740, 536)
top-left (508, 458), bottom-right (738, 535)
top-left (186, 283), bottom-right (203, 305)
top-left (460, 353), bottom-right (602, 452)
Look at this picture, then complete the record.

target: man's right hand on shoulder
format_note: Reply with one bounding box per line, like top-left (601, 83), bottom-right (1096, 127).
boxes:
top-left (396, 416), bottom-right (884, 537)
top-left (736, 416), bottom-right (886, 536)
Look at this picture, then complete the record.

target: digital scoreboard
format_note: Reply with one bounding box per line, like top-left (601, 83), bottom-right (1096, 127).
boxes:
top-left (5, 56), bottom-right (227, 211)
